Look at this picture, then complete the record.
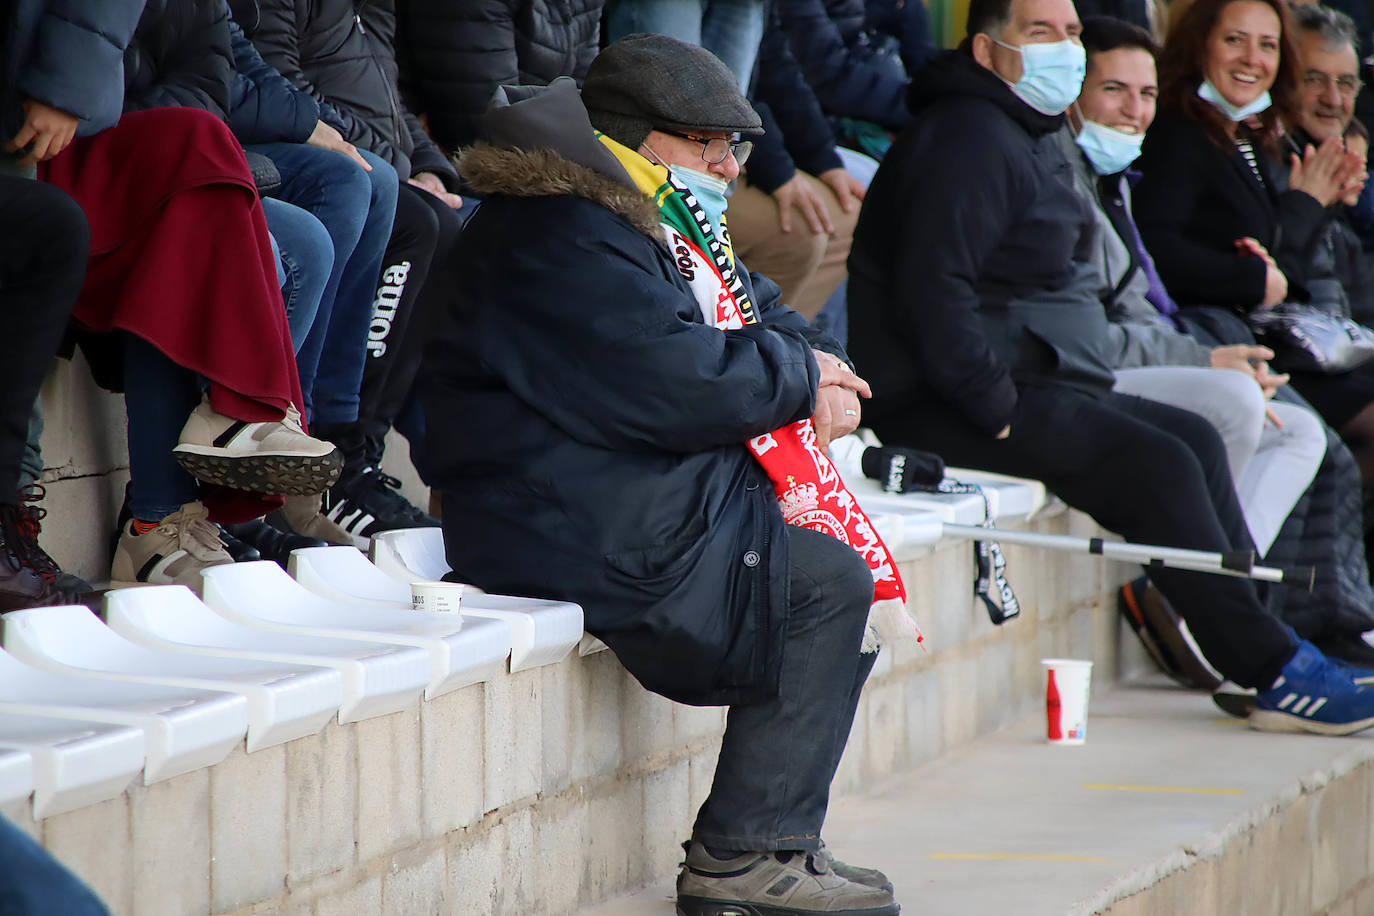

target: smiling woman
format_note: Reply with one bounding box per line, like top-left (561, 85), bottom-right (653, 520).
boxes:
top-left (1155, 0), bottom-right (1300, 148)
top-left (1132, 0), bottom-right (1374, 490)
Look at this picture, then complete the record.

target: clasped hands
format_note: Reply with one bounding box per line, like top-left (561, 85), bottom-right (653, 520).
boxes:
top-left (811, 348), bottom-right (872, 451)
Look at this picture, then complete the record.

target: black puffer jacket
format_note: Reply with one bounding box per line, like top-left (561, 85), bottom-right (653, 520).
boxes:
top-left (230, 0), bottom-right (456, 183)
top-left (398, 0), bottom-right (602, 152)
top-left (123, 0), bottom-right (234, 117)
top-left (3, 0), bottom-right (143, 143)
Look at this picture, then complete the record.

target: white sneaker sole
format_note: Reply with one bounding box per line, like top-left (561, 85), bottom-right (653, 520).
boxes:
top-left (1248, 708), bottom-right (1374, 736)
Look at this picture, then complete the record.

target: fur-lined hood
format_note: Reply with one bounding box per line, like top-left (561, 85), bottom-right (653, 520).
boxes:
top-left (456, 77), bottom-right (662, 238)
top-left (458, 142), bottom-right (661, 238)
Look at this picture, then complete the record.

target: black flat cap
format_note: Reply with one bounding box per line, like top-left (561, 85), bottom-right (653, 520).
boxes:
top-left (582, 33), bottom-right (764, 152)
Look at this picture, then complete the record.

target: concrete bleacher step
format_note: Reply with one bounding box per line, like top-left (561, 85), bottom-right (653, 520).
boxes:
top-left (105, 584), bottom-right (431, 723)
top-left (0, 711), bottom-right (145, 818)
top-left (581, 681), bottom-right (1374, 916)
top-left (0, 645), bottom-right (247, 784)
top-left (289, 545), bottom-right (584, 673)
top-left (200, 561), bottom-right (511, 699)
top-left (3, 605), bottom-right (343, 752)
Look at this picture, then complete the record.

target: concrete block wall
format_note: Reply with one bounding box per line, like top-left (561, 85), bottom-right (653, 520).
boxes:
top-left (35, 358), bottom-right (131, 583)
top-left (2, 498), bottom-right (1137, 916)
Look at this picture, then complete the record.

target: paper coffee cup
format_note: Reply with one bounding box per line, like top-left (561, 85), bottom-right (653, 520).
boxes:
top-left (1040, 659), bottom-right (1093, 745)
top-left (411, 581), bottom-right (464, 614)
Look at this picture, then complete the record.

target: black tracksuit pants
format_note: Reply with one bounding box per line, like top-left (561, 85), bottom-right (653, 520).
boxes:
top-left (873, 383), bottom-right (1298, 690)
top-left (0, 176), bottom-right (88, 503)
top-left (337, 182), bottom-right (461, 469)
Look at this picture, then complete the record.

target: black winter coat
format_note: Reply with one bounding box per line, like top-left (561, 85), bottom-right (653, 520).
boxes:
top-left (775, 0), bottom-right (911, 130)
top-left (1133, 111), bottom-right (1328, 310)
top-left (231, 0), bottom-right (456, 183)
top-left (422, 82), bottom-right (844, 706)
top-left (397, 0), bottom-right (602, 152)
top-left (2, 0), bottom-right (143, 143)
top-left (746, 1), bottom-right (844, 193)
top-left (848, 51), bottom-right (1116, 436)
top-left (123, 0), bottom-right (234, 117)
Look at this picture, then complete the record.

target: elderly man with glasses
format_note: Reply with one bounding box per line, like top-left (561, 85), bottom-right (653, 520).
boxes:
top-left (419, 33), bottom-right (902, 916)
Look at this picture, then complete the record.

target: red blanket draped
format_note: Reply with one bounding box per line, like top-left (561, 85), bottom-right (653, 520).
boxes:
top-left (40, 107), bottom-right (306, 522)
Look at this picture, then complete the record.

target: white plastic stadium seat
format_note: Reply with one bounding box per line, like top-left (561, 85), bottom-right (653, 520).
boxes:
top-left (370, 527), bottom-right (450, 582)
top-left (0, 643), bottom-right (246, 783)
top-left (104, 585), bottom-right (429, 723)
top-left (4, 606), bottom-right (342, 752)
top-left (201, 562), bottom-right (511, 698)
top-left (289, 546), bottom-right (583, 673)
top-left (0, 711), bottom-right (145, 818)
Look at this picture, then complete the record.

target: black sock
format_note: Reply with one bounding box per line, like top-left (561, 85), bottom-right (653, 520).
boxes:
top-left (702, 844), bottom-right (740, 860)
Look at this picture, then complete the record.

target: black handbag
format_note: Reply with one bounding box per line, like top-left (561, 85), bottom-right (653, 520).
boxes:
top-left (242, 149), bottom-right (282, 198)
top-left (1248, 303), bottom-right (1374, 374)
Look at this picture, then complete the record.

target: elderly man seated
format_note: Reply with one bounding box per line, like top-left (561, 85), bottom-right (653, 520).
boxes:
top-left (420, 34), bottom-right (901, 916)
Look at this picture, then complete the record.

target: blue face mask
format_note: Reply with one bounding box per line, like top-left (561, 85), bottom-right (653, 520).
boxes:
top-left (672, 165), bottom-right (731, 231)
top-left (995, 38), bottom-right (1087, 115)
top-left (1196, 78), bottom-right (1271, 121)
top-left (1075, 120), bottom-right (1145, 175)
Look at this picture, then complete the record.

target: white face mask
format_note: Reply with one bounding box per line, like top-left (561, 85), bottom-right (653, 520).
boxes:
top-left (671, 165), bottom-right (731, 229)
top-left (1197, 78), bottom-right (1272, 121)
top-left (994, 37), bottom-right (1088, 115)
top-left (1074, 120), bottom-right (1145, 174)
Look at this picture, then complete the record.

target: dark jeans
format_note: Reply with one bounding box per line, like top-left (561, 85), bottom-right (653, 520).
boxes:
top-left (124, 334), bottom-right (200, 521)
top-left (0, 814), bottom-right (108, 915)
top-left (0, 177), bottom-right (89, 503)
top-left (875, 385), bottom-right (1297, 689)
top-left (693, 525), bottom-right (876, 851)
top-left (250, 144), bottom-right (398, 426)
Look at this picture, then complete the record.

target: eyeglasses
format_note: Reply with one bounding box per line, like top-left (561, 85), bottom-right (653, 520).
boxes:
top-left (1301, 71), bottom-right (1363, 97)
top-left (659, 129), bottom-right (753, 166)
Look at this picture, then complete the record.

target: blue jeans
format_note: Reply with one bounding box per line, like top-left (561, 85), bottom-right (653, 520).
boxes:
top-left (248, 144), bottom-right (398, 425)
top-left (605, 0), bottom-right (765, 91)
top-left (692, 525), bottom-right (876, 850)
top-left (0, 814), bottom-right (109, 915)
top-left (262, 197), bottom-right (332, 350)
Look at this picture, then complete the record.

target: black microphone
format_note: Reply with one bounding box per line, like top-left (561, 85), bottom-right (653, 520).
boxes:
top-left (860, 447), bottom-right (945, 493)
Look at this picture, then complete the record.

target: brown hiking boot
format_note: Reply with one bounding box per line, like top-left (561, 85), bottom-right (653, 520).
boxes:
top-left (0, 501), bottom-right (85, 612)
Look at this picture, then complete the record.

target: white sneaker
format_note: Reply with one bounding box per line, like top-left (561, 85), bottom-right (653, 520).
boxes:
top-left (110, 502), bottom-right (234, 593)
top-left (173, 399), bottom-right (343, 496)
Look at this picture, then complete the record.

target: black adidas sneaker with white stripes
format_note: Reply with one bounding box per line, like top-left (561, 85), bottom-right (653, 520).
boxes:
top-left (321, 466), bottom-right (439, 550)
top-left (173, 398), bottom-right (343, 496)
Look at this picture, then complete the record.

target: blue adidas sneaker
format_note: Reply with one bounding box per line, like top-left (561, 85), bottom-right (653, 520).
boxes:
top-left (1250, 641), bottom-right (1374, 736)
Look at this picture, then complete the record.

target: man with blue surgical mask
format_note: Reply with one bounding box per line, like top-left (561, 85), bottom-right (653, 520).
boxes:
top-left (848, 0), bottom-right (1374, 736)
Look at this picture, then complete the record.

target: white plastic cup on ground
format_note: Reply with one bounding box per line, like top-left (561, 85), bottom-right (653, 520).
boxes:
top-left (411, 581), bottom-right (464, 614)
top-left (1040, 659), bottom-right (1093, 745)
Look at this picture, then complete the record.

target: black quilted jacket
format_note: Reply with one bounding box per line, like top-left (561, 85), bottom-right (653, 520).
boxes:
top-left (123, 0), bottom-right (234, 118)
top-left (397, 0), bottom-right (602, 152)
top-left (230, 0), bottom-right (456, 184)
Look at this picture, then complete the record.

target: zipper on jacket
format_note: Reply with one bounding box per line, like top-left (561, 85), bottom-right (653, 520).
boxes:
top-left (354, 13), bottom-right (364, 33)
